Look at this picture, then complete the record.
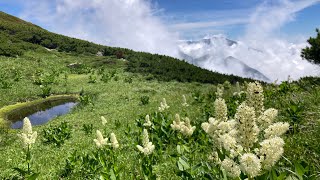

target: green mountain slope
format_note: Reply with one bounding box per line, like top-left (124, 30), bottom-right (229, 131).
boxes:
top-left (0, 11), bottom-right (252, 84)
top-left (0, 11), bottom-right (41, 28)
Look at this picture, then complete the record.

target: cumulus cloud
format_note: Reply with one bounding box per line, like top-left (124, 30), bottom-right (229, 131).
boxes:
top-left (179, 0), bottom-right (320, 81)
top-left (241, 0), bottom-right (320, 81)
top-left (19, 0), bottom-right (179, 57)
top-left (244, 0), bottom-right (320, 44)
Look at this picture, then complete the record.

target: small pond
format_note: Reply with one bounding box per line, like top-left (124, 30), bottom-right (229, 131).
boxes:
top-left (8, 98), bottom-right (78, 129)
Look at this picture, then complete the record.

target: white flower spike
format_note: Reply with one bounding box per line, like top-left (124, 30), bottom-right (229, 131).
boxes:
top-left (93, 130), bottom-right (108, 148)
top-left (101, 116), bottom-right (107, 126)
top-left (19, 117), bottom-right (37, 148)
top-left (143, 114), bottom-right (152, 127)
top-left (182, 95), bottom-right (189, 107)
top-left (136, 129), bottom-right (155, 155)
top-left (110, 133), bottom-right (119, 149)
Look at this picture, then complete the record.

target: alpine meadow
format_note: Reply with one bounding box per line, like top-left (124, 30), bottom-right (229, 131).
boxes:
top-left (0, 6), bottom-right (320, 180)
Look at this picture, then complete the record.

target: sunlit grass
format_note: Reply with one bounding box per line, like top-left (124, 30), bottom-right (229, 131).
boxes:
top-left (0, 51), bottom-right (319, 179)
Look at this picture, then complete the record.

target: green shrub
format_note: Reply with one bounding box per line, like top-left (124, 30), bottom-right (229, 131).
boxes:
top-left (0, 43), bottom-right (23, 57)
top-left (140, 96), bottom-right (149, 105)
top-left (124, 76), bottom-right (133, 83)
top-left (42, 122), bottom-right (72, 147)
top-left (88, 74), bottom-right (97, 83)
top-left (39, 85), bottom-right (51, 98)
top-left (286, 100), bottom-right (304, 133)
top-left (100, 72), bottom-right (111, 83)
top-left (79, 94), bottom-right (94, 107)
top-left (82, 124), bottom-right (93, 135)
top-left (61, 148), bottom-right (121, 179)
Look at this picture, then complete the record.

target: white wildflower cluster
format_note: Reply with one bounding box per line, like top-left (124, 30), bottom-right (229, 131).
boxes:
top-left (171, 114), bottom-right (196, 136)
top-left (158, 98), bottom-right (170, 112)
top-left (201, 83), bottom-right (289, 178)
top-left (208, 151), bottom-right (219, 162)
top-left (216, 84), bottom-right (224, 98)
top-left (181, 95), bottom-right (189, 107)
top-left (94, 130), bottom-right (119, 149)
top-left (101, 116), bottom-right (107, 126)
top-left (257, 108), bottom-right (278, 129)
top-left (136, 129), bottom-right (155, 155)
top-left (235, 103), bottom-right (260, 150)
top-left (143, 114), bottom-right (153, 127)
top-left (214, 98), bottom-right (228, 122)
top-left (94, 130), bottom-right (108, 148)
top-left (202, 98), bottom-right (236, 146)
top-left (201, 117), bottom-right (219, 140)
top-left (246, 82), bottom-right (264, 116)
top-left (171, 114), bottom-right (184, 130)
top-left (221, 158), bottom-right (241, 178)
top-left (110, 133), bottom-right (120, 149)
top-left (264, 122), bottom-right (290, 139)
top-left (240, 153), bottom-right (261, 178)
top-left (180, 117), bottom-right (196, 136)
top-left (233, 82), bottom-right (245, 97)
top-left (258, 137), bottom-right (284, 170)
top-left (18, 117), bottom-right (37, 148)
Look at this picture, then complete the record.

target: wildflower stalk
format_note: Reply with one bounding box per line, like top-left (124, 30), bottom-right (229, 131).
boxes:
top-left (14, 117), bottom-right (39, 178)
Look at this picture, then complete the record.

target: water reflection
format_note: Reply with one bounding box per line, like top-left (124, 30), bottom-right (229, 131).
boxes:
top-left (11, 102), bottom-right (77, 129)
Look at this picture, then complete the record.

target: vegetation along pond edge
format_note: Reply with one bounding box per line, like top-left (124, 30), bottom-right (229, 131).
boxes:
top-left (0, 94), bottom-right (79, 128)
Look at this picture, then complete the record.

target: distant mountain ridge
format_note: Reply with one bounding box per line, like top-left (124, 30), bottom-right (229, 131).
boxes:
top-left (178, 35), bottom-right (271, 81)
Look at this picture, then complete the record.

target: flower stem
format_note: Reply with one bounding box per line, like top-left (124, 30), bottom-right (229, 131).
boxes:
top-left (27, 145), bottom-right (30, 174)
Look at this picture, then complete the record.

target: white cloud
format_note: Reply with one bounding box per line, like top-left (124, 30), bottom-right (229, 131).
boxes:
top-left (178, 0), bottom-right (320, 81)
top-left (244, 0), bottom-right (320, 44)
top-left (19, 0), bottom-right (179, 57)
top-left (239, 0), bottom-right (320, 81)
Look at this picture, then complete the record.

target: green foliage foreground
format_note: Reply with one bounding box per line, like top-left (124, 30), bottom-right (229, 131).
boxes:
top-left (0, 51), bottom-right (319, 179)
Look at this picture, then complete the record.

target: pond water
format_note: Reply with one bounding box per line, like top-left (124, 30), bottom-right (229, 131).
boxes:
top-left (11, 102), bottom-right (78, 129)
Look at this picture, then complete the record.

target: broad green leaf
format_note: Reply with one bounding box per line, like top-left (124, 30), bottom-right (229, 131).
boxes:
top-left (110, 169), bottom-right (116, 180)
top-left (177, 145), bottom-right (181, 154)
top-left (178, 157), bottom-right (190, 170)
top-left (27, 173), bottom-right (40, 180)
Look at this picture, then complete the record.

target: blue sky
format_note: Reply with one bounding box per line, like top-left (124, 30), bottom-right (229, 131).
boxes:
top-left (0, 0), bottom-right (319, 41)
top-left (151, 0), bottom-right (320, 39)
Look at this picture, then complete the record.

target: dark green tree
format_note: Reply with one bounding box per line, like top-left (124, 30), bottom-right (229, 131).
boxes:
top-left (301, 28), bottom-right (320, 64)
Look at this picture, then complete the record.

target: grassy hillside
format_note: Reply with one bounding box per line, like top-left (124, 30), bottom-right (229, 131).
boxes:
top-left (0, 12), bottom-right (319, 179)
top-left (0, 11), bottom-right (252, 84)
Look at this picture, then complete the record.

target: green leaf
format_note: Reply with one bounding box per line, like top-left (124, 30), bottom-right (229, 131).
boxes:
top-left (110, 169), bottom-right (116, 180)
top-left (13, 167), bottom-right (28, 176)
top-left (294, 162), bottom-right (305, 179)
top-left (191, 163), bottom-right (202, 171)
top-left (177, 161), bottom-right (184, 171)
top-left (220, 167), bottom-right (228, 180)
top-left (182, 145), bottom-right (190, 153)
top-left (178, 157), bottom-right (190, 171)
top-left (27, 173), bottom-right (40, 180)
top-left (177, 145), bottom-right (181, 154)
top-left (286, 175), bottom-right (299, 180)
top-left (277, 172), bottom-right (287, 180)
